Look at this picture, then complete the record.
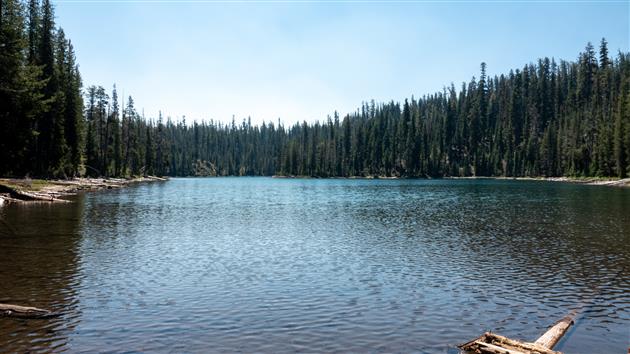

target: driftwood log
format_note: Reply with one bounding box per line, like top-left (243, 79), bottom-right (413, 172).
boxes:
top-left (0, 303), bottom-right (59, 319)
top-left (459, 315), bottom-right (574, 354)
top-left (533, 316), bottom-right (573, 349)
top-left (0, 184), bottom-right (69, 203)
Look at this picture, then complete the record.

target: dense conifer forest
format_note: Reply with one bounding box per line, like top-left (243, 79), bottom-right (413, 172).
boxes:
top-left (1, 0), bottom-right (629, 178)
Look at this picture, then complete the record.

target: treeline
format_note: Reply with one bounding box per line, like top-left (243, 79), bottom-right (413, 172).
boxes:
top-left (0, 0), bottom-right (83, 177)
top-left (83, 40), bottom-right (630, 178)
top-left (2, 0), bottom-right (629, 179)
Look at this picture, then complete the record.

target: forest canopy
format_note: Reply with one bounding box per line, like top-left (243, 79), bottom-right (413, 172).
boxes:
top-left (1, 0), bottom-right (629, 178)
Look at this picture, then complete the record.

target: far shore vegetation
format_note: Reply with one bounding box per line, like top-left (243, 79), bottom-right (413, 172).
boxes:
top-left (2, 0), bottom-right (630, 181)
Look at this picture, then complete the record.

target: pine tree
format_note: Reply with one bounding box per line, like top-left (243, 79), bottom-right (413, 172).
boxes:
top-left (51, 28), bottom-right (68, 175)
top-left (26, 0), bottom-right (38, 64)
top-left (109, 85), bottom-right (122, 176)
top-left (145, 124), bottom-right (154, 176)
top-left (34, 0), bottom-right (63, 176)
top-left (122, 95), bottom-right (135, 176)
top-left (599, 38), bottom-right (609, 69)
top-left (63, 41), bottom-right (83, 176)
top-left (0, 0), bottom-right (27, 175)
top-left (613, 93), bottom-right (626, 177)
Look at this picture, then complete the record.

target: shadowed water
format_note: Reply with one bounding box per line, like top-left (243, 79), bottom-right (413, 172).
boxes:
top-left (0, 178), bottom-right (629, 353)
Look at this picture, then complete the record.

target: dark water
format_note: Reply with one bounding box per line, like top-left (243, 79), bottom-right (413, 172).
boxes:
top-left (0, 178), bottom-right (629, 353)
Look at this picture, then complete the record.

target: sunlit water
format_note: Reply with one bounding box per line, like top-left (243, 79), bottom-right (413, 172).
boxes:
top-left (0, 178), bottom-right (629, 353)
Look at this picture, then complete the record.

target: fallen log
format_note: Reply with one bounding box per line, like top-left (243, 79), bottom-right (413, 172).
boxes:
top-left (12, 189), bottom-right (70, 202)
top-left (459, 315), bottom-right (574, 354)
top-left (0, 303), bottom-right (59, 319)
top-left (145, 176), bottom-right (169, 181)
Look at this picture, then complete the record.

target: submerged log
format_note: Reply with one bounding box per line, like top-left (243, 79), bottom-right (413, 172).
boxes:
top-left (0, 303), bottom-right (59, 319)
top-left (459, 315), bottom-right (574, 354)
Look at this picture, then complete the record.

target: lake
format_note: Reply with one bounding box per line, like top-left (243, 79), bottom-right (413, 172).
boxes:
top-left (0, 178), bottom-right (628, 353)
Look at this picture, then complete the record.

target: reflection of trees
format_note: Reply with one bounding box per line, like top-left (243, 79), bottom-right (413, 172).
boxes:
top-left (345, 181), bottom-right (630, 349)
top-left (437, 183), bottom-right (630, 351)
top-left (0, 197), bottom-right (84, 353)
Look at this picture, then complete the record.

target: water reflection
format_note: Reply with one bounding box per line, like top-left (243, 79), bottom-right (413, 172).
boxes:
top-left (0, 198), bottom-right (84, 353)
top-left (0, 179), bottom-right (629, 353)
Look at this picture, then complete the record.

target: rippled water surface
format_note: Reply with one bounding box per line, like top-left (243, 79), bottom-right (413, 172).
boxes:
top-left (0, 178), bottom-right (629, 353)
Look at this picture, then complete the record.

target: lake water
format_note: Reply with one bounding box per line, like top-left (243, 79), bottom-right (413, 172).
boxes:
top-left (0, 178), bottom-right (628, 353)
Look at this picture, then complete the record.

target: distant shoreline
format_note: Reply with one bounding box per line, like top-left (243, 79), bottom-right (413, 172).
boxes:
top-left (445, 176), bottom-right (630, 187)
top-left (0, 177), bottom-right (168, 204)
top-left (1, 174), bottom-right (627, 205)
top-left (272, 175), bottom-right (630, 187)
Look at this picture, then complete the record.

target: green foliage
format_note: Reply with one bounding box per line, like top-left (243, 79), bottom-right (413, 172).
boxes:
top-left (0, 0), bottom-right (82, 178)
top-left (97, 42), bottom-right (625, 179)
top-left (1, 4), bottom-right (628, 181)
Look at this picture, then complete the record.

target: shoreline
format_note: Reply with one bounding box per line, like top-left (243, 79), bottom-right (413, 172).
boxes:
top-left (444, 176), bottom-right (630, 187)
top-left (1, 174), bottom-right (627, 204)
top-left (0, 176), bottom-right (168, 204)
top-left (273, 175), bottom-right (630, 187)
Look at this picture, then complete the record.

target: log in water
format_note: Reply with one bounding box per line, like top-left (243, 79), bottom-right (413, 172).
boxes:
top-left (459, 315), bottom-right (574, 353)
top-left (533, 316), bottom-right (574, 349)
top-left (0, 304), bottom-right (57, 319)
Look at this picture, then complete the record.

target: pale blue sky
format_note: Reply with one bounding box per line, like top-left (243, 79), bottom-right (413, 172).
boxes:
top-left (55, 0), bottom-right (629, 125)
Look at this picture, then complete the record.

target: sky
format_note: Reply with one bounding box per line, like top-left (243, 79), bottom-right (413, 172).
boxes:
top-left (54, 0), bottom-right (629, 125)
